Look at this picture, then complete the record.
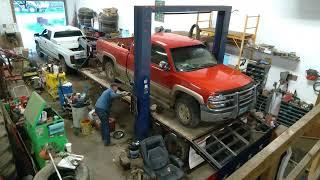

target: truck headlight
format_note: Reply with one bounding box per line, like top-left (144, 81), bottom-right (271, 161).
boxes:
top-left (207, 95), bottom-right (226, 109)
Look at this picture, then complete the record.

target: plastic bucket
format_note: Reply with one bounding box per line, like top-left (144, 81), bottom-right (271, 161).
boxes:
top-left (80, 119), bottom-right (92, 135)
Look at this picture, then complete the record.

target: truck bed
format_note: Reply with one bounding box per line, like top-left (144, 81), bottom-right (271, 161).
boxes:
top-left (100, 37), bottom-right (133, 51)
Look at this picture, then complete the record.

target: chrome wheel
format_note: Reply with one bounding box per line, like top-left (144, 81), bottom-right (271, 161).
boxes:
top-left (177, 103), bottom-right (191, 125)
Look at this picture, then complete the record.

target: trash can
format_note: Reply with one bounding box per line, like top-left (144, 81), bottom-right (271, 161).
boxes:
top-left (71, 103), bottom-right (89, 135)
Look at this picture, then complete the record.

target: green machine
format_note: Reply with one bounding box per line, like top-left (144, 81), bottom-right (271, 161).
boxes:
top-left (24, 92), bottom-right (67, 168)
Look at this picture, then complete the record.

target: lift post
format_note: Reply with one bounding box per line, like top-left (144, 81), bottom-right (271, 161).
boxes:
top-left (133, 5), bottom-right (232, 140)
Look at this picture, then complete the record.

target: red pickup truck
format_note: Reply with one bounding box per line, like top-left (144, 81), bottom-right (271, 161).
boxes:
top-left (96, 33), bottom-right (256, 127)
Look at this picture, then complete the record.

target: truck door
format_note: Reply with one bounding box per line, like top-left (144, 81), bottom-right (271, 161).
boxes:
top-left (44, 30), bottom-right (57, 58)
top-left (38, 29), bottom-right (49, 52)
top-left (150, 44), bottom-right (172, 104)
top-left (39, 29), bottom-right (54, 57)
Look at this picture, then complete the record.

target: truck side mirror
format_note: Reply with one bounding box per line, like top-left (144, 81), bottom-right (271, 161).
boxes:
top-left (159, 61), bottom-right (170, 71)
top-left (34, 33), bottom-right (40, 36)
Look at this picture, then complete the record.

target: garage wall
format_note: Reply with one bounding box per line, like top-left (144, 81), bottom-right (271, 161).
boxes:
top-left (0, 0), bottom-right (14, 25)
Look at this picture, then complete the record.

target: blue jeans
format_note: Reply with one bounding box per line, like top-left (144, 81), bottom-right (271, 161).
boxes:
top-left (95, 107), bottom-right (110, 145)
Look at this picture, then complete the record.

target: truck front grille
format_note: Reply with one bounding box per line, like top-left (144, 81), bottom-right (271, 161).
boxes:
top-left (210, 83), bottom-right (257, 118)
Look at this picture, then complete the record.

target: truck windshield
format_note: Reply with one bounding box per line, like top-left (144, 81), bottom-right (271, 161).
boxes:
top-left (171, 45), bottom-right (217, 72)
top-left (54, 30), bottom-right (83, 38)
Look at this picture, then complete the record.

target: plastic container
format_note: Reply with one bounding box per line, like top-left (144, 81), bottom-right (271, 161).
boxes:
top-left (58, 82), bottom-right (73, 107)
top-left (80, 119), bottom-right (92, 135)
top-left (53, 65), bottom-right (59, 74)
top-left (65, 143), bottom-right (72, 153)
top-left (71, 105), bottom-right (89, 129)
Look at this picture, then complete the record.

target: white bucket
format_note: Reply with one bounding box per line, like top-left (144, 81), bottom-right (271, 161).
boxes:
top-left (65, 143), bottom-right (72, 153)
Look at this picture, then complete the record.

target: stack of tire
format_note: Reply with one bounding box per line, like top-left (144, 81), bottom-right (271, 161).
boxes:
top-left (78, 7), bottom-right (96, 27)
top-left (98, 8), bottom-right (118, 33)
top-left (0, 118), bottom-right (16, 180)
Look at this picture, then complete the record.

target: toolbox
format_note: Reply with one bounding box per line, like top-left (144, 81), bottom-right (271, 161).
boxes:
top-left (24, 92), bottom-right (67, 168)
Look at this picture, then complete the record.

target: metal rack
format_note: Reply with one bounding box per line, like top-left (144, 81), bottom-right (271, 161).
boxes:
top-left (277, 102), bottom-right (310, 127)
top-left (256, 93), bottom-right (268, 113)
top-left (191, 120), bottom-right (272, 179)
top-left (245, 61), bottom-right (271, 91)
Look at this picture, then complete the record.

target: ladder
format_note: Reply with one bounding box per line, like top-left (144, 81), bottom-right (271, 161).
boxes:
top-left (196, 12), bottom-right (214, 36)
top-left (236, 15), bottom-right (260, 68)
top-left (196, 12), bottom-right (213, 29)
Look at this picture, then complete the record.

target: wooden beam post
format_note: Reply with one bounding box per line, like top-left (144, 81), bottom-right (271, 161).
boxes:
top-left (285, 140), bottom-right (320, 180)
top-left (227, 103), bottom-right (320, 180)
top-left (260, 156), bottom-right (282, 180)
top-left (308, 152), bottom-right (320, 180)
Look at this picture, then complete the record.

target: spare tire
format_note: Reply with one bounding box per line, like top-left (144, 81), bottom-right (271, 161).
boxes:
top-left (98, 18), bottom-right (117, 25)
top-left (99, 13), bottom-right (118, 21)
top-left (78, 12), bottom-right (94, 18)
top-left (34, 162), bottom-right (89, 180)
top-left (83, 18), bottom-right (92, 24)
top-left (78, 7), bottom-right (94, 13)
top-left (100, 23), bottom-right (117, 29)
top-left (100, 26), bottom-right (117, 33)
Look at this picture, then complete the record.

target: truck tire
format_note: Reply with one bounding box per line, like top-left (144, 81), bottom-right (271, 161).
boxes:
top-left (98, 17), bottom-right (118, 25)
top-left (99, 14), bottom-right (118, 21)
top-left (83, 18), bottom-right (92, 24)
top-left (34, 162), bottom-right (89, 180)
top-left (0, 119), bottom-right (16, 179)
top-left (100, 26), bottom-right (117, 33)
top-left (60, 56), bottom-right (72, 74)
top-left (36, 43), bottom-right (44, 57)
top-left (175, 95), bottom-right (200, 127)
top-left (104, 61), bottom-right (115, 82)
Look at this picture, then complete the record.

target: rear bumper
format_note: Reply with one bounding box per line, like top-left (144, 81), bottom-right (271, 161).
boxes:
top-left (69, 58), bottom-right (87, 68)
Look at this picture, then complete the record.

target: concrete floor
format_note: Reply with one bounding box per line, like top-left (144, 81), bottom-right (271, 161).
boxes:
top-left (40, 74), bottom-right (134, 180)
top-left (34, 73), bottom-right (214, 180)
top-left (32, 72), bottom-right (215, 180)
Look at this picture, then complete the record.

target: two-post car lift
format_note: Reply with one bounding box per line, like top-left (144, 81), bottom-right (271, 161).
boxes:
top-left (131, 5), bottom-right (273, 179)
top-left (79, 5), bottom-right (273, 179)
top-left (133, 5), bottom-right (232, 140)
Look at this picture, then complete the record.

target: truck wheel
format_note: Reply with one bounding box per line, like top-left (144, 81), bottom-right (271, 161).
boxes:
top-left (36, 43), bottom-right (44, 57)
top-left (175, 95), bottom-right (200, 127)
top-left (60, 56), bottom-right (72, 74)
top-left (104, 61), bottom-right (115, 82)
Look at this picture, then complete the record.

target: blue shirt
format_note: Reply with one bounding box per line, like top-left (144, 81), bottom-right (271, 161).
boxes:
top-left (95, 88), bottom-right (120, 111)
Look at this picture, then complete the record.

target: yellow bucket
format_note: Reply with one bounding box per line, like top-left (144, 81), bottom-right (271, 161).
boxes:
top-left (80, 119), bottom-right (92, 135)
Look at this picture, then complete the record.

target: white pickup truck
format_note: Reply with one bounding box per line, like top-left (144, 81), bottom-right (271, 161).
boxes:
top-left (34, 26), bottom-right (88, 72)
